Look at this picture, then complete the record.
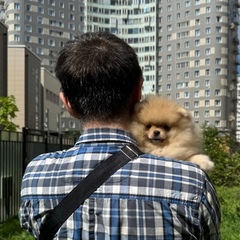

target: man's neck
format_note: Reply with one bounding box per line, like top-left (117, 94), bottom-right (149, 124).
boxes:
top-left (83, 120), bottom-right (131, 131)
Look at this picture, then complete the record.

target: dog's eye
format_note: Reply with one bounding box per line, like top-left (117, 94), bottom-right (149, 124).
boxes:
top-left (163, 125), bottom-right (170, 131)
top-left (146, 124), bottom-right (151, 129)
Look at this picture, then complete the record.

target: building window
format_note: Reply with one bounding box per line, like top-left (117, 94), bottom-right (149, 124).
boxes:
top-left (69, 3), bottom-right (75, 11)
top-left (206, 7), bottom-right (211, 13)
top-left (195, 81), bottom-right (200, 87)
top-left (215, 89), bottom-right (220, 96)
top-left (37, 28), bottom-right (43, 34)
top-left (216, 6), bottom-right (222, 12)
top-left (14, 13), bottom-right (20, 20)
top-left (38, 38), bottom-right (44, 45)
top-left (14, 35), bottom-right (20, 41)
top-left (205, 100), bottom-right (210, 107)
top-left (194, 101), bottom-right (199, 108)
top-left (205, 79), bottom-right (210, 86)
top-left (194, 71), bottom-right (199, 77)
top-left (37, 48), bottom-right (43, 55)
top-left (14, 24), bottom-right (20, 31)
top-left (206, 17), bottom-right (211, 24)
top-left (216, 37), bottom-right (222, 43)
top-left (69, 14), bottom-right (75, 21)
top-left (49, 0), bottom-right (55, 6)
top-left (38, 7), bottom-right (44, 14)
top-left (185, 1), bottom-right (190, 7)
top-left (195, 39), bottom-right (200, 46)
top-left (195, 9), bottom-right (200, 15)
top-left (205, 27), bottom-right (211, 34)
top-left (167, 84), bottom-right (172, 90)
top-left (185, 41), bottom-right (189, 48)
top-left (14, 3), bottom-right (20, 9)
top-left (195, 19), bottom-right (200, 25)
top-left (69, 23), bottom-right (75, 30)
top-left (184, 92), bottom-right (190, 98)
top-left (216, 26), bottom-right (222, 33)
top-left (215, 100), bottom-right (221, 106)
top-left (49, 9), bottom-right (55, 16)
top-left (48, 39), bottom-right (55, 46)
top-left (26, 4), bottom-right (31, 11)
top-left (184, 72), bottom-right (189, 78)
top-left (26, 25), bottom-right (32, 32)
top-left (195, 29), bottom-right (200, 36)
top-left (206, 38), bottom-right (211, 44)
top-left (205, 111), bottom-right (210, 117)
top-left (215, 69), bottom-right (221, 75)
top-left (205, 59), bottom-right (210, 65)
top-left (184, 102), bottom-right (189, 108)
top-left (25, 36), bottom-right (31, 42)
top-left (195, 60), bottom-right (200, 67)
top-left (195, 50), bottom-right (200, 57)
top-left (25, 15), bottom-right (32, 22)
top-left (205, 90), bottom-right (210, 97)
top-left (194, 91), bottom-right (199, 98)
top-left (194, 111), bottom-right (199, 118)
top-left (205, 48), bottom-right (211, 55)
top-left (215, 110), bottom-right (221, 117)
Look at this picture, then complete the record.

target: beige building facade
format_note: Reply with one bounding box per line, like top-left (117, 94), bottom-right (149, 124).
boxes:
top-left (8, 45), bottom-right (43, 130)
top-left (41, 67), bottom-right (61, 133)
top-left (0, 21), bottom-right (7, 97)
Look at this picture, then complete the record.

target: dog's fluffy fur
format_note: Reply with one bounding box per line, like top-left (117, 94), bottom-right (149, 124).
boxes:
top-left (130, 95), bottom-right (214, 172)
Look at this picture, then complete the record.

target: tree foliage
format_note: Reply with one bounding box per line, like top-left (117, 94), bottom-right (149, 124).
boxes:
top-left (202, 124), bottom-right (240, 186)
top-left (0, 95), bottom-right (19, 131)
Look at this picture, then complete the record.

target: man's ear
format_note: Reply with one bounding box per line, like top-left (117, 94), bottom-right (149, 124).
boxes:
top-left (134, 78), bottom-right (144, 103)
top-left (59, 91), bottom-right (79, 119)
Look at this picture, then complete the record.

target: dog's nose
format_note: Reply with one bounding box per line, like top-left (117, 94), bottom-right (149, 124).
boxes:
top-left (153, 130), bottom-right (160, 137)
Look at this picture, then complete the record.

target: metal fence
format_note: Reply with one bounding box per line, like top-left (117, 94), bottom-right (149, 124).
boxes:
top-left (0, 128), bottom-right (76, 223)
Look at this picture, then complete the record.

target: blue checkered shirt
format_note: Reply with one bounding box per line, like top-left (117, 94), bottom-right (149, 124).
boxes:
top-left (19, 128), bottom-right (221, 239)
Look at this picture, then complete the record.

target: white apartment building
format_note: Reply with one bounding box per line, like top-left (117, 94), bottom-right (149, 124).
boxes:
top-left (3, 0), bottom-right (240, 139)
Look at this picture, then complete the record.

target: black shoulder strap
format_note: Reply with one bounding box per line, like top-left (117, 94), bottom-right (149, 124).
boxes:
top-left (39, 144), bottom-right (142, 240)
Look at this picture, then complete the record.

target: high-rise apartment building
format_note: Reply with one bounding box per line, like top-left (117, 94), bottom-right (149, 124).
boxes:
top-left (4, 0), bottom-right (84, 74)
top-left (86, 0), bottom-right (239, 136)
top-left (3, 0), bottom-right (240, 137)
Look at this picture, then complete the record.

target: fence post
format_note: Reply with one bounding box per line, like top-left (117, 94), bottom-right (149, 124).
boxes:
top-left (45, 131), bottom-right (48, 153)
top-left (22, 127), bottom-right (28, 176)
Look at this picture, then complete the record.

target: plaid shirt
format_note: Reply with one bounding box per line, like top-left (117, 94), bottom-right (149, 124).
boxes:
top-left (19, 128), bottom-right (221, 240)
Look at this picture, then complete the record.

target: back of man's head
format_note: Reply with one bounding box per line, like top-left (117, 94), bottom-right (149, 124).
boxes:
top-left (55, 32), bottom-right (143, 124)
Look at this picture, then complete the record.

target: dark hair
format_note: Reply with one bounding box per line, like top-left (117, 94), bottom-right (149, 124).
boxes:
top-left (55, 31), bottom-right (142, 123)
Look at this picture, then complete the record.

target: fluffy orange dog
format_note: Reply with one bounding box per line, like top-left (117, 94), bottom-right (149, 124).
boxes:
top-left (130, 95), bottom-right (214, 172)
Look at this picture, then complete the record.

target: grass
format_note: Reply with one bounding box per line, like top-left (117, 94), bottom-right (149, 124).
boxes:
top-left (0, 186), bottom-right (239, 240)
top-left (216, 186), bottom-right (240, 240)
top-left (0, 217), bottom-right (33, 240)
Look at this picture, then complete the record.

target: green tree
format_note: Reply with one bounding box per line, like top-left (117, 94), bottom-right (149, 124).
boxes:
top-left (202, 124), bottom-right (240, 186)
top-left (0, 95), bottom-right (19, 131)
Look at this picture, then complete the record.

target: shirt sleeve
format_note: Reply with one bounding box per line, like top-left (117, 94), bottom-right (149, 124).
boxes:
top-left (19, 200), bottom-right (41, 239)
top-left (199, 176), bottom-right (221, 240)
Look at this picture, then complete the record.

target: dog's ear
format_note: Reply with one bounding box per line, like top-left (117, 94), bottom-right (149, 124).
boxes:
top-left (134, 102), bottom-right (144, 113)
top-left (177, 107), bottom-right (191, 118)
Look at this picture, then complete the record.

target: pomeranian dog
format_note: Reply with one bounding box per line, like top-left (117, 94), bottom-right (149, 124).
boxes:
top-left (130, 95), bottom-right (214, 172)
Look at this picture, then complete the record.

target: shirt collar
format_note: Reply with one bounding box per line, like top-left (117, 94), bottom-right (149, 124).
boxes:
top-left (75, 128), bottom-right (136, 146)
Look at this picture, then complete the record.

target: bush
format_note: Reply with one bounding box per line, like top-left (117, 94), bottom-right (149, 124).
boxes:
top-left (202, 125), bottom-right (240, 186)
